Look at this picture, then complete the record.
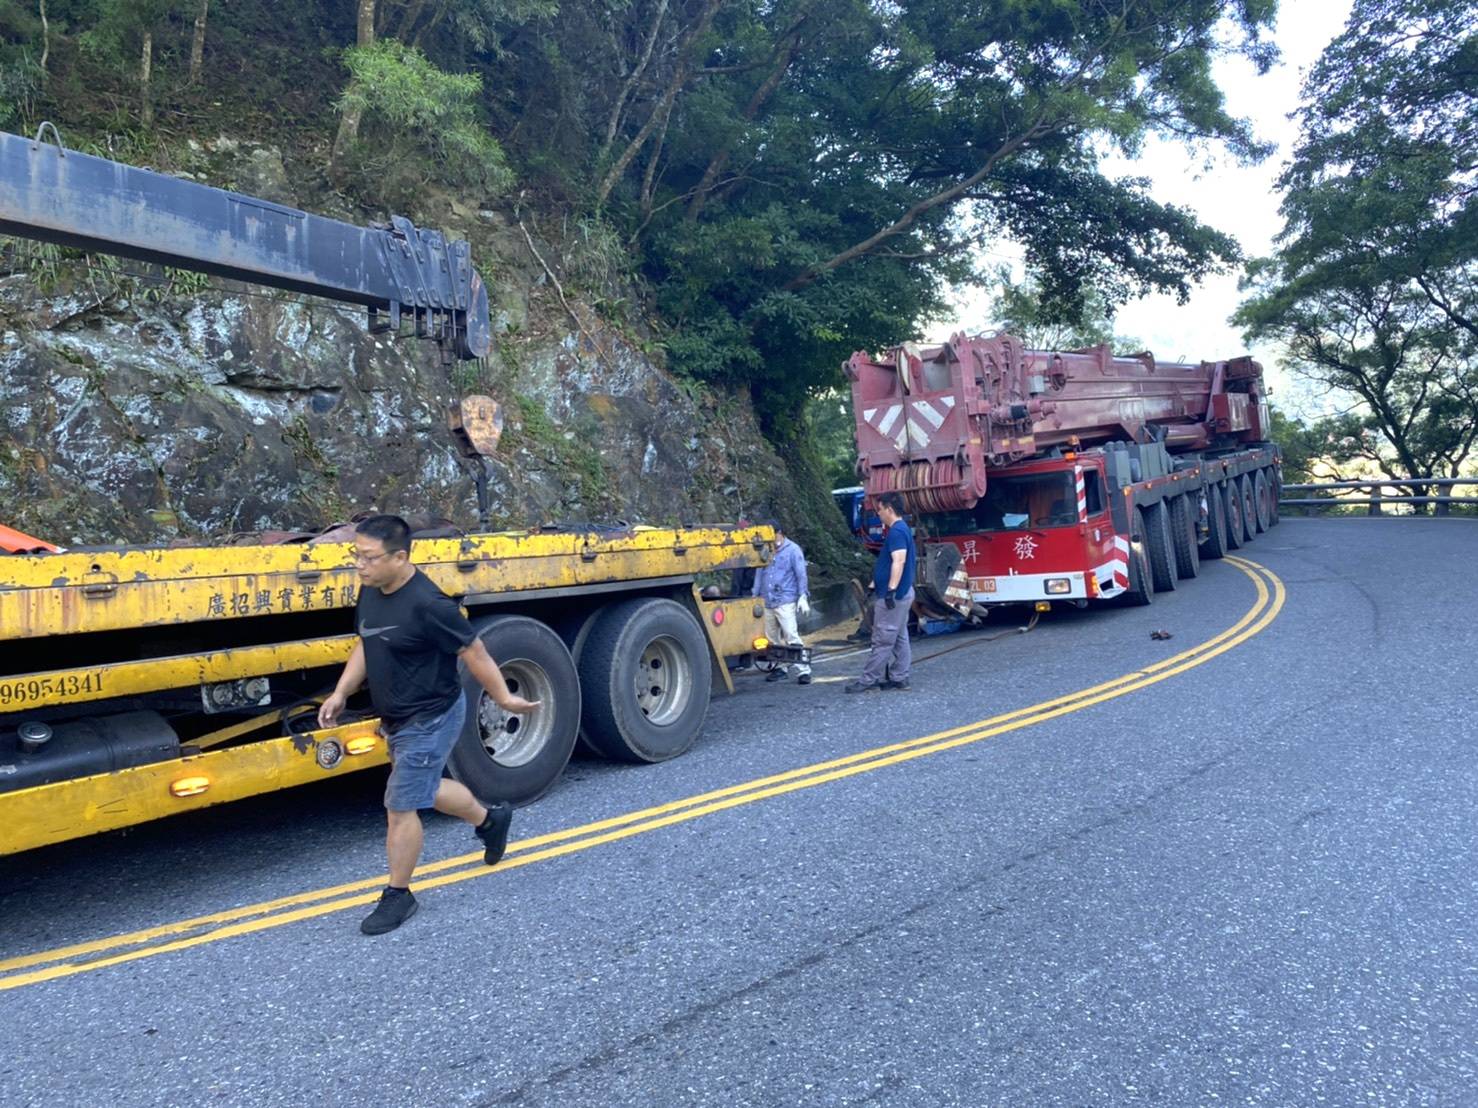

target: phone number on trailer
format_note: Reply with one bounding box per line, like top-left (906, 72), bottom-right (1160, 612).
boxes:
top-left (0, 671), bottom-right (107, 708)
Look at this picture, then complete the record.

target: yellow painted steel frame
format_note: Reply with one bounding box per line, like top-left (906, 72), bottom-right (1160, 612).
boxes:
top-left (695, 593), bottom-right (769, 666)
top-left (0, 527), bottom-right (775, 855)
top-left (0, 720), bottom-right (387, 856)
top-left (0, 526), bottom-right (773, 641)
top-left (0, 637), bottom-right (355, 714)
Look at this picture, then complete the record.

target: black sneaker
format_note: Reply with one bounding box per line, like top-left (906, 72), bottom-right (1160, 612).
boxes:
top-left (797, 673), bottom-right (812, 686)
top-left (882, 679), bottom-right (911, 691)
top-left (765, 668), bottom-right (788, 683)
top-left (475, 802), bottom-right (514, 866)
top-left (843, 680), bottom-right (881, 694)
top-left (361, 887), bottom-right (418, 935)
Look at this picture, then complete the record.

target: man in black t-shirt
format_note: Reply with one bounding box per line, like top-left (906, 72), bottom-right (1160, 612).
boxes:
top-left (318, 515), bottom-right (541, 935)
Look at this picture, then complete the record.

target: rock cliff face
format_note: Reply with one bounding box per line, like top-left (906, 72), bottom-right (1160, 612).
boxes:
top-left (0, 141), bottom-right (785, 546)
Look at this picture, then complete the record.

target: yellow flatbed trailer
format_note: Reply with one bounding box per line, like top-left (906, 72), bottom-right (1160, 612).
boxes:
top-left (0, 524), bottom-right (779, 854)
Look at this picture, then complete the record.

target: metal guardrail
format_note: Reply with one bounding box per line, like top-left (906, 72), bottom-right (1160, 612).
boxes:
top-left (1280, 477), bottom-right (1478, 516)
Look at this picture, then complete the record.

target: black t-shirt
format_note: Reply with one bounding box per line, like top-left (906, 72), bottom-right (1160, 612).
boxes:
top-left (356, 569), bottom-right (476, 729)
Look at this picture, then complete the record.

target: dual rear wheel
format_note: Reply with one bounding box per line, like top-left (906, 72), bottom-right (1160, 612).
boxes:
top-left (446, 597), bottom-right (712, 807)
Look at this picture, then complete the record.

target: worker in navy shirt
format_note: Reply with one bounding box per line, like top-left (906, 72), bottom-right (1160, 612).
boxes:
top-left (846, 491), bottom-right (915, 693)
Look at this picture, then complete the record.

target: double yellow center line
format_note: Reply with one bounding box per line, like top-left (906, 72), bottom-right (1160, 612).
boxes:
top-left (0, 556), bottom-right (1284, 992)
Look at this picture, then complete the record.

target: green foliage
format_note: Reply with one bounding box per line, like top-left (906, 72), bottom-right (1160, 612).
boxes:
top-left (1266, 407), bottom-right (1370, 485)
top-left (988, 270), bottom-right (1143, 352)
top-left (530, 0), bottom-right (1273, 431)
top-left (1237, 0), bottom-right (1478, 484)
top-left (0, 0), bottom-right (1296, 534)
top-left (805, 389), bottom-right (859, 493)
top-left (0, 49), bottom-right (42, 131)
top-left (79, 0), bottom-right (182, 67)
top-left (338, 40), bottom-right (512, 203)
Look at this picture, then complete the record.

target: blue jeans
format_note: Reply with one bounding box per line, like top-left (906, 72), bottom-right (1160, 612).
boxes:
top-left (383, 697), bottom-right (466, 812)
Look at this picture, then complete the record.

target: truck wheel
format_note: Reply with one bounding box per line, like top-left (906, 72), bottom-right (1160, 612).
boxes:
top-left (578, 597), bottom-right (713, 764)
top-left (1238, 476), bottom-right (1258, 543)
top-left (553, 608), bottom-right (606, 756)
top-left (447, 615), bottom-right (581, 807)
top-left (1224, 482), bottom-right (1244, 550)
top-left (1253, 470), bottom-right (1272, 532)
top-left (1200, 484), bottom-right (1230, 560)
top-left (1143, 501), bottom-right (1178, 592)
top-left (1122, 508), bottom-right (1155, 606)
top-left (1168, 495), bottom-right (1200, 579)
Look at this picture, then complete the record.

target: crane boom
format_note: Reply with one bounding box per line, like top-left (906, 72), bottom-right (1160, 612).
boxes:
top-left (0, 125), bottom-right (490, 359)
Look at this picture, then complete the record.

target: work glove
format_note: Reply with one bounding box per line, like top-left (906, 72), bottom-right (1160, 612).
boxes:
top-left (884, 591), bottom-right (896, 611)
top-left (797, 595), bottom-right (811, 617)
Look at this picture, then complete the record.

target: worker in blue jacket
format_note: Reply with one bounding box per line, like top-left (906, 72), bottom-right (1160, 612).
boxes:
top-left (751, 521), bottom-right (813, 685)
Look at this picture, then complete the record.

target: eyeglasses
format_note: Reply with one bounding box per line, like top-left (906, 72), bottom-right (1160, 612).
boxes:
top-left (352, 550), bottom-right (397, 566)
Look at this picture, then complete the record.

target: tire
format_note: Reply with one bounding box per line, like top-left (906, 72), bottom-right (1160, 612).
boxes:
top-left (447, 615), bottom-right (581, 807)
top-left (1253, 469), bottom-right (1273, 532)
top-left (578, 597), bottom-right (713, 764)
top-left (1238, 475), bottom-right (1258, 543)
top-left (1122, 507), bottom-right (1155, 606)
top-left (1143, 500), bottom-right (1178, 592)
top-left (1200, 484), bottom-right (1229, 560)
top-left (552, 608), bottom-right (607, 757)
top-left (1224, 481), bottom-right (1244, 550)
top-left (1168, 495), bottom-right (1200, 579)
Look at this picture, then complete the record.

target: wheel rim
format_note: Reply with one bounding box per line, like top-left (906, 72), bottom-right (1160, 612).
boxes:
top-left (477, 658), bottom-right (556, 768)
top-left (634, 634), bottom-right (693, 727)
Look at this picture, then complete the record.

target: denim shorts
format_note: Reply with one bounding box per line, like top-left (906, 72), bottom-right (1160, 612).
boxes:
top-left (383, 697), bottom-right (467, 812)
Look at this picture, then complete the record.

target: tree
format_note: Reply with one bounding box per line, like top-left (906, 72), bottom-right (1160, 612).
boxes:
top-left (188, 0), bottom-right (207, 82)
top-left (1237, 0), bottom-right (1478, 496)
top-left (0, 2), bottom-right (46, 127)
top-left (330, 0), bottom-right (553, 185)
top-left (539, 0), bottom-right (1275, 435)
top-left (334, 39), bottom-right (513, 206)
top-left (81, 0), bottom-right (185, 127)
top-left (987, 270), bottom-right (1142, 353)
top-left (331, 0), bottom-right (378, 174)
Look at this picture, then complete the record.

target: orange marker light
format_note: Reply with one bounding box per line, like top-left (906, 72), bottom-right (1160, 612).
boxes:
top-left (753, 636), bottom-right (770, 651)
top-left (346, 735), bottom-right (378, 756)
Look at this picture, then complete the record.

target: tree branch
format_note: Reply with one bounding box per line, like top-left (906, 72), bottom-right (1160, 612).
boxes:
top-left (597, 0), bottom-right (669, 167)
top-left (686, 14), bottom-right (807, 222)
top-left (595, 0), bottom-right (722, 210)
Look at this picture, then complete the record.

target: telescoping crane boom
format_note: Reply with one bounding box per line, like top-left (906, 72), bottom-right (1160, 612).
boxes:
top-left (0, 124), bottom-right (491, 361)
top-left (846, 332), bottom-right (1270, 514)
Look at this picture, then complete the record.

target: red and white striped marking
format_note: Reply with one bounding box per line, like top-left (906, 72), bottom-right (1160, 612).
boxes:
top-left (1093, 535), bottom-right (1131, 597)
top-left (861, 396), bottom-right (956, 453)
top-left (944, 568), bottom-right (972, 614)
top-left (1074, 466), bottom-right (1087, 520)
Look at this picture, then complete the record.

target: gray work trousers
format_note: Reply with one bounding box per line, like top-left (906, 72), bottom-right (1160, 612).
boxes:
top-left (859, 589), bottom-right (913, 686)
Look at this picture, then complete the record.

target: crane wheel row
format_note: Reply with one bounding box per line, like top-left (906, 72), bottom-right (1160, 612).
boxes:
top-left (1121, 464), bottom-right (1280, 607)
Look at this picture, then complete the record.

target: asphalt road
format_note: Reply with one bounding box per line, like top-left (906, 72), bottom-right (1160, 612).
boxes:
top-left (2, 518), bottom-right (1475, 1107)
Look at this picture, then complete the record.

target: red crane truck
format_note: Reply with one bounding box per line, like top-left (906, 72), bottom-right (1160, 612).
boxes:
top-left (844, 332), bottom-right (1281, 608)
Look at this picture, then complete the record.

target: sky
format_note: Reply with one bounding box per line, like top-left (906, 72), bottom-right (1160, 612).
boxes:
top-left (937, 0), bottom-right (1355, 417)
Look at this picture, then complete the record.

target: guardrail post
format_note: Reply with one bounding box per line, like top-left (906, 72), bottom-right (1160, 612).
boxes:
top-left (1436, 493), bottom-right (1450, 517)
top-left (1367, 486), bottom-right (1382, 516)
